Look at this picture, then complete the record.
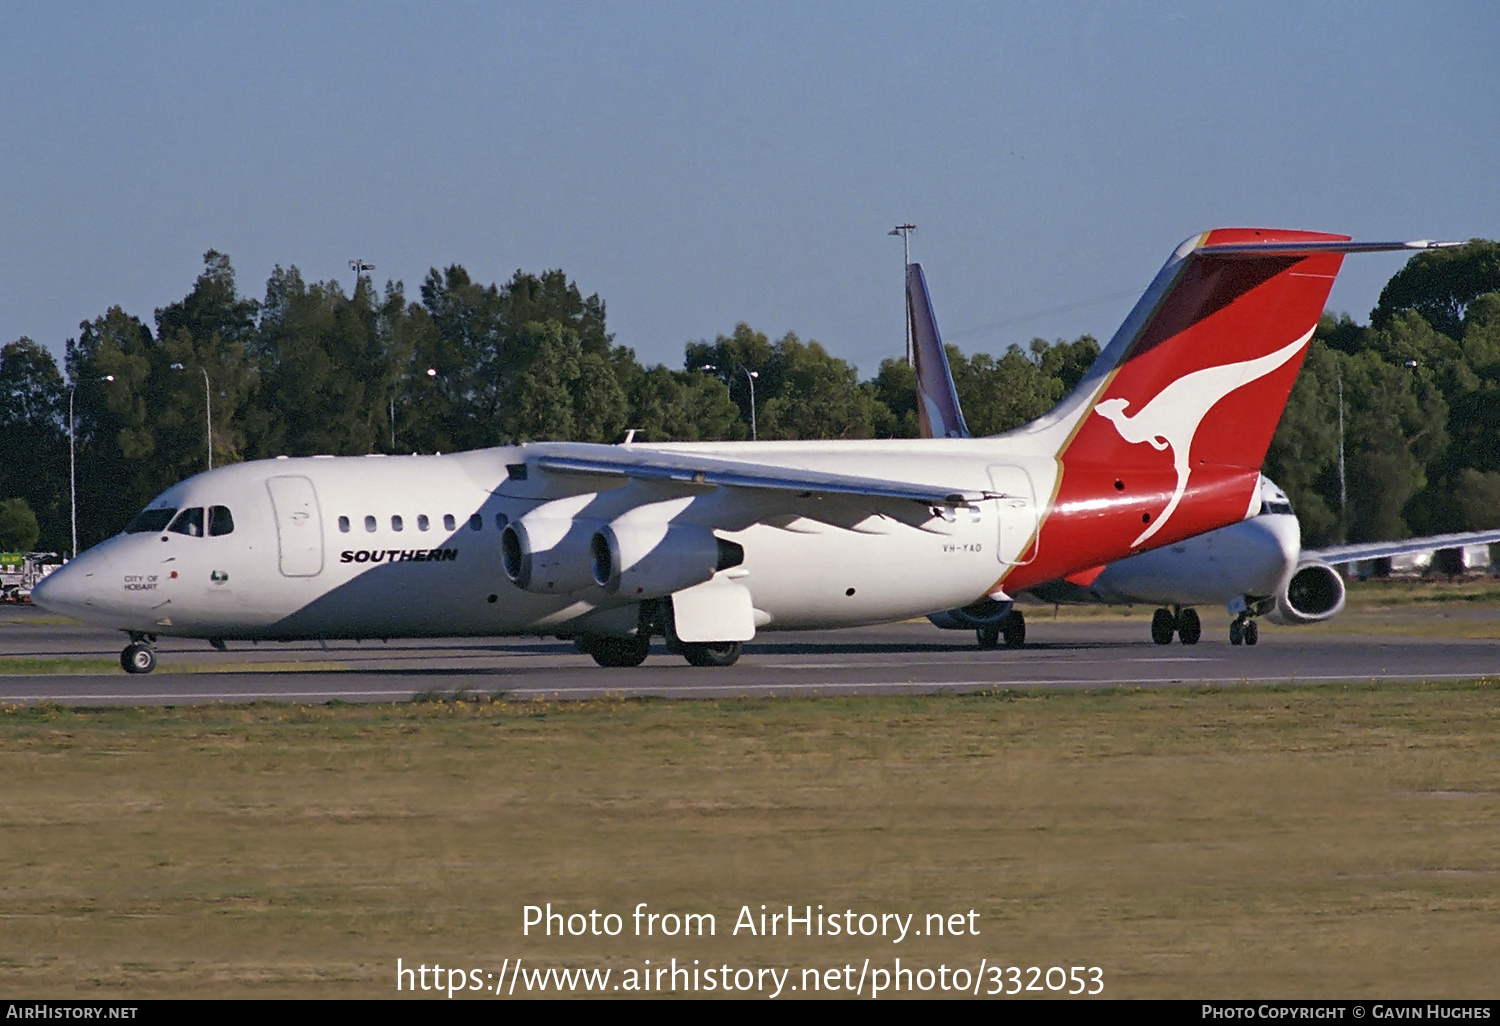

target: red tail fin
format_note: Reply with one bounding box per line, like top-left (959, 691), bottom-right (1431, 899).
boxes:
top-left (1000, 229), bottom-right (1448, 591)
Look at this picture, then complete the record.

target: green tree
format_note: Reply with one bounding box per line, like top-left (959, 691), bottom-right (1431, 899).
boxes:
top-left (624, 365), bottom-right (745, 442)
top-left (0, 498), bottom-right (40, 552)
top-left (1372, 239), bottom-right (1500, 340)
top-left (251, 268), bottom-right (407, 457)
top-left (0, 338), bottom-right (68, 551)
top-left (1264, 340), bottom-right (1341, 544)
top-left (66, 307), bottom-right (164, 544)
top-left (153, 251), bottom-right (262, 473)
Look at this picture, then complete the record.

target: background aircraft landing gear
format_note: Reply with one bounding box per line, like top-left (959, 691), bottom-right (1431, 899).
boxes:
top-left (1151, 608), bottom-right (1176, 645)
top-left (1177, 607), bottom-right (1201, 645)
top-left (1229, 615), bottom-right (1259, 647)
top-left (682, 641), bottom-right (742, 667)
top-left (121, 641), bottom-right (156, 674)
top-left (581, 635), bottom-right (650, 668)
top-left (976, 609), bottom-right (1025, 649)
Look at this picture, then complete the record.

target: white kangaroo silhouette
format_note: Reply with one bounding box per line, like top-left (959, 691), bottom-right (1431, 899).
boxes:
top-left (1093, 327), bottom-right (1313, 547)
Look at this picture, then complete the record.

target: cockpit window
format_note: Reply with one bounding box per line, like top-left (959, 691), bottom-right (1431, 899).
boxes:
top-left (208, 506), bottom-right (234, 536)
top-left (1261, 500), bottom-right (1295, 516)
top-left (168, 507), bottom-right (205, 537)
top-left (125, 507), bottom-right (178, 534)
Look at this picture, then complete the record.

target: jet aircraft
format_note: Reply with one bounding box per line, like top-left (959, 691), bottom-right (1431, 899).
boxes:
top-left (906, 255), bottom-right (1494, 649)
top-left (35, 230), bottom-right (1450, 672)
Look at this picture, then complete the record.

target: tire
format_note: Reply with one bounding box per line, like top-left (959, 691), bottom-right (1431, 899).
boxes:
top-left (682, 641), bottom-right (742, 667)
top-left (1001, 610), bottom-right (1026, 649)
top-left (121, 642), bottom-right (156, 674)
top-left (587, 636), bottom-right (650, 668)
top-left (1177, 608), bottom-right (1201, 645)
top-left (976, 623), bottom-right (1000, 649)
top-left (1229, 619), bottom-right (1244, 646)
top-left (1150, 608), bottom-right (1176, 645)
top-left (1243, 620), bottom-right (1259, 646)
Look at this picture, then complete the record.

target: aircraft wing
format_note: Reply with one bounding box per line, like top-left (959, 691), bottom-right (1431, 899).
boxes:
top-left (1306, 529), bottom-right (1500, 566)
top-left (527, 446), bottom-right (989, 508)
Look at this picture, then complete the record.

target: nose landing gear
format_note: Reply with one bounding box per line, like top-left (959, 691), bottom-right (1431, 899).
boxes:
top-left (121, 635), bottom-right (157, 674)
top-left (1229, 614), bottom-right (1259, 646)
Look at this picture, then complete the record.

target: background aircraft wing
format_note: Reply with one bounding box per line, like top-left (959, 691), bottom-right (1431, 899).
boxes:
top-left (1307, 529), bottom-right (1500, 566)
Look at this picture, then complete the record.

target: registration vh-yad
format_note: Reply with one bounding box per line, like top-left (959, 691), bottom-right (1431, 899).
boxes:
top-left (33, 230), bottom-right (1453, 673)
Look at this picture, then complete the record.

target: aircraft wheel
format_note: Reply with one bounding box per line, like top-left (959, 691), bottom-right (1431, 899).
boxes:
top-left (1243, 620), bottom-right (1259, 646)
top-left (976, 623), bottom-right (1001, 649)
top-left (1229, 618), bottom-right (1244, 646)
top-left (682, 641), bottom-right (742, 667)
top-left (1150, 608), bottom-right (1176, 645)
top-left (121, 642), bottom-right (156, 674)
top-left (1178, 608), bottom-right (1201, 645)
top-left (1002, 610), bottom-right (1026, 649)
top-left (586, 636), bottom-right (650, 668)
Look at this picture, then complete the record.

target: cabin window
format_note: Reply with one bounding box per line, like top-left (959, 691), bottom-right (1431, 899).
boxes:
top-left (125, 507), bottom-right (177, 534)
top-left (392, 515), bottom-right (404, 532)
top-left (364, 515), bottom-right (377, 533)
top-left (338, 516), bottom-right (350, 533)
top-left (495, 513), bottom-right (509, 530)
top-left (167, 507), bottom-right (205, 537)
top-left (208, 506), bottom-right (235, 536)
top-left (468, 513), bottom-right (483, 531)
top-left (443, 514), bottom-right (456, 531)
top-left (417, 514), bottom-right (430, 532)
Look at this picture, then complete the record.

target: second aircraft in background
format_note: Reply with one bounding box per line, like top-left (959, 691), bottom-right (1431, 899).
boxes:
top-left (907, 261), bottom-right (1500, 650)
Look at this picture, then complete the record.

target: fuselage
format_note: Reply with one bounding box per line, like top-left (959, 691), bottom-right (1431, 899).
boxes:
top-left (36, 440), bottom-right (1055, 641)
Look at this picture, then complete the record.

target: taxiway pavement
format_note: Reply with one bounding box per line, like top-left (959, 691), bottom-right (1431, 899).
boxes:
top-left (1, 604), bottom-right (1496, 705)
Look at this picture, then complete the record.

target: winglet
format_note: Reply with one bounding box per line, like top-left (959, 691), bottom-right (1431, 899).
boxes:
top-left (907, 262), bottom-right (970, 440)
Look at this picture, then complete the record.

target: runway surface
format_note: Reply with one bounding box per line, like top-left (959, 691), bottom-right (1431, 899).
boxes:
top-left (2, 603), bottom-right (1497, 705)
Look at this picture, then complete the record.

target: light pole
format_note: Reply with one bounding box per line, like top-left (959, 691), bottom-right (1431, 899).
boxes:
top-left (889, 224), bottom-right (916, 363)
top-left (349, 258), bottom-right (375, 283)
top-left (171, 363), bottom-right (212, 471)
top-left (701, 363), bottom-right (759, 441)
top-left (70, 374), bottom-right (115, 559)
top-left (391, 367), bottom-right (438, 450)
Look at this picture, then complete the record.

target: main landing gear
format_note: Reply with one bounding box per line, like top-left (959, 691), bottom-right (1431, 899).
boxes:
top-left (1150, 606), bottom-right (1201, 646)
top-left (976, 609), bottom-right (1026, 650)
top-left (575, 600), bottom-right (746, 669)
top-left (120, 633), bottom-right (157, 674)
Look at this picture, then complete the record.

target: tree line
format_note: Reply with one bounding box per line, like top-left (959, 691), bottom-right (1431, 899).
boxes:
top-left (1, 242), bottom-right (1497, 554)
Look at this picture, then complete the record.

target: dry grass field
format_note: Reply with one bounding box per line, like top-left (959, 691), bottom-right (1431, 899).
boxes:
top-left (3, 680), bottom-right (1498, 998)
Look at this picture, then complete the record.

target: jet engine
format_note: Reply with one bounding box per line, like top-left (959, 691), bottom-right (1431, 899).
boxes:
top-left (927, 596), bottom-right (1014, 630)
top-left (1264, 561), bottom-right (1346, 625)
top-left (501, 507), bottom-right (602, 594)
top-left (591, 519), bottom-right (744, 600)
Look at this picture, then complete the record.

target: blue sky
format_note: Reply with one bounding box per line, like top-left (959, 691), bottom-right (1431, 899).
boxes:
top-left (2, 2), bottom-right (1495, 376)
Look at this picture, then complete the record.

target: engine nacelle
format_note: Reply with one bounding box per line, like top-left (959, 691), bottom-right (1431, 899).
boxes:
top-left (928, 597), bottom-right (1015, 631)
top-left (501, 507), bottom-right (602, 595)
top-left (591, 519), bottom-right (744, 600)
top-left (1264, 561), bottom-right (1346, 625)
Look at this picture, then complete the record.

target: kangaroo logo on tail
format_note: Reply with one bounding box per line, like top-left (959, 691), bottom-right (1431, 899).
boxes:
top-left (1093, 328), bottom-right (1313, 547)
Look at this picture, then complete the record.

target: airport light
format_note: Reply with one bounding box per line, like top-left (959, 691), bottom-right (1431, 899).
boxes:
top-left (170, 363), bottom-right (213, 472)
top-left (349, 259), bottom-right (376, 285)
top-left (701, 363), bottom-right (759, 441)
top-left (889, 224), bottom-right (916, 364)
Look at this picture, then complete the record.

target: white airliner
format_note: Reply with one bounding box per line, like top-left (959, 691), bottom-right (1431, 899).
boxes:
top-left (906, 260), bottom-right (1499, 649)
top-left (34, 230), bottom-right (1453, 673)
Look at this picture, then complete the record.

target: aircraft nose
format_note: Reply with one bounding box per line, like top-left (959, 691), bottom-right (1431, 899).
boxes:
top-left (31, 550), bottom-right (112, 617)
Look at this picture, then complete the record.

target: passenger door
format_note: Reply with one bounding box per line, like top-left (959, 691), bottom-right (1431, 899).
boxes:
top-left (266, 475), bottom-right (325, 577)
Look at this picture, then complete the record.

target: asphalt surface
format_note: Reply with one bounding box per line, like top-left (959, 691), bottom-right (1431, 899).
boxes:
top-left (2, 603), bottom-right (1497, 706)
